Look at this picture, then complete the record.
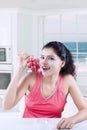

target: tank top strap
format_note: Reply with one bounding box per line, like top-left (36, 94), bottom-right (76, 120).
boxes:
top-left (32, 71), bottom-right (42, 91)
top-left (36, 71), bottom-right (42, 89)
top-left (56, 75), bottom-right (63, 91)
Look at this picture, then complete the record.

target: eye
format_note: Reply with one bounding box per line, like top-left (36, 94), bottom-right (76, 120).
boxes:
top-left (40, 56), bottom-right (44, 60)
top-left (48, 57), bottom-right (55, 60)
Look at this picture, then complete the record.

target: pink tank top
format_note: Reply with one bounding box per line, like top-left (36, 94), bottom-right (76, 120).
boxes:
top-left (23, 72), bottom-right (66, 118)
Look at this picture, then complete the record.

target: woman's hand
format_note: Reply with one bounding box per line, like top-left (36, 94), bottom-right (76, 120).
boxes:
top-left (18, 53), bottom-right (33, 69)
top-left (57, 117), bottom-right (75, 129)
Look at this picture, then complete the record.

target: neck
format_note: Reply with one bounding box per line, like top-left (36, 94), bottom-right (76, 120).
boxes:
top-left (43, 73), bottom-right (59, 86)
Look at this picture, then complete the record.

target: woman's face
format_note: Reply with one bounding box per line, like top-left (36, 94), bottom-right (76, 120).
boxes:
top-left (40, 47), bottom-right (64, 76)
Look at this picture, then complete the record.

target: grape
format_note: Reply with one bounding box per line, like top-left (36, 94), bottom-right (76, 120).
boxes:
top-left (27, 57), bottom-right (40, 72)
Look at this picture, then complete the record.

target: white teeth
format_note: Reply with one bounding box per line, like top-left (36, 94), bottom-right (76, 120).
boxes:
top-left (43, 66), bottom-right (46, 69)
top-left (42, 66), bottom-right (46, 70)
top-left (42, 66), bottom-right (50, 70)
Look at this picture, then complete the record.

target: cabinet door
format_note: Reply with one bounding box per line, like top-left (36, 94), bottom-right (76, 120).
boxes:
top-left (0, 12), bottom-right (11, 45)
top-left (77, 14), bottom-right (87, 33)
top-left (61, 14), bottom-right (77, 33)
top-left (44, 15), bottom-right (60, 34)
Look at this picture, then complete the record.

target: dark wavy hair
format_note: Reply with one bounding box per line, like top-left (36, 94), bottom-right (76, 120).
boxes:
top-left (42, 41), bottom-right (76, 77)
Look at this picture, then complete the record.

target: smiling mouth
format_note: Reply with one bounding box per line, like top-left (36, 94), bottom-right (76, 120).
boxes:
top-left (42, 66), bottom-right (50, 71)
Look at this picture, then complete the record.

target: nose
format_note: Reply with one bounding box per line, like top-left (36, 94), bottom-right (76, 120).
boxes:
top-left (41, 58), bottom-right (48, 64)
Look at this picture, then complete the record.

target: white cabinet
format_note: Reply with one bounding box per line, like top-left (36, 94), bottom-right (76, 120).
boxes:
top-left (61, 14), bottom-right (77, 33)
top-left (77, 14), bottom-right (87, 33)
top-left (0, 10), bottom-right (17, 115)
top-left (44, 14), bottom-right (77, 34)
top-left (44, 15), bottom-right (60, 34)
top-left (0, 11), bottom-right (12, 45)
top-left (44, 13), bottom-right (87, 41)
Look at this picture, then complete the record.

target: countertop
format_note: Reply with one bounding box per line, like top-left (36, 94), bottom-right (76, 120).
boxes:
top-left (0, 118), bottom-right (87, 130)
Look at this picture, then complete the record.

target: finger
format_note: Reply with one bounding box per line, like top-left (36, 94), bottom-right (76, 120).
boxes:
top-left (22, 53), bottom-right (30, 59)
top-left (59, 120), bottom-right (68, 129)
top-left (57, 118), bottom-right (71, 129)
top-left (58, 119), bottom-right (74, 129)
top-left (18, 53), bottom-right (33, 60)
top-left (65, 121), bottom-right (75, 129)
top-left (57, 118), bottom-right (66, 129)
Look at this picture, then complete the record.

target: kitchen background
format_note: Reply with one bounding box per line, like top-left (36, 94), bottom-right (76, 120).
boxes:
top-left (0, 0), bottom-right (87, 118)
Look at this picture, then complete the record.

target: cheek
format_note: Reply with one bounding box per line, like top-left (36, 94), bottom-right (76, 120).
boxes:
top-left (39, 60), bottom-right (43, 66)
top-left (53, 61), bottom-right (62, 68)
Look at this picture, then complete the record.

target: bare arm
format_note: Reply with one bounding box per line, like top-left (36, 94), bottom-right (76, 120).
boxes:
top-left (68, 75), bottom-right (87, 122)
top-left (3, 67), bottom-right (29, 109)
top-left (57, 75), bottom-right (87, 129)
top-left (2, 53), bottom-right (31, 109)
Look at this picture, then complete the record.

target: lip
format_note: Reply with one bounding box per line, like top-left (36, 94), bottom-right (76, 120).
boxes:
top-left (42, 66), bottom-right (50, 71)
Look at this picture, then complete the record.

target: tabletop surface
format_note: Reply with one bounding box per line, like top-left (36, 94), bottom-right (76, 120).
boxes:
top-left (0, 118), bottom-right (87, 130)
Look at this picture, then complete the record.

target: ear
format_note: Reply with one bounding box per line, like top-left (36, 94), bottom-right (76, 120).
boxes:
top-left (61, 61), bottom-right (65, 68)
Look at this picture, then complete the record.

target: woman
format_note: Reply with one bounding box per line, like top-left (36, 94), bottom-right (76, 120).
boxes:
top-left (3, 41), bottom-right (87, 129)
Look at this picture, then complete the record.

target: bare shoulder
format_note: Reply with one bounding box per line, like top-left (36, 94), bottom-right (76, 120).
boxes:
top-left (63, 74), bottom-right (82, 96)
top-left (62, 74), bottom-right (77, 96)
top-left (63, 74), bottom-right (76, 86)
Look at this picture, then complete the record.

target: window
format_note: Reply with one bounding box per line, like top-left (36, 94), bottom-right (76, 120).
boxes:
top-left (63, 42), bottom-right (87, 74)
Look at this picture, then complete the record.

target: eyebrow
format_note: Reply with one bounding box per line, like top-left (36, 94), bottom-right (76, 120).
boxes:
top-left (41, 54), bottom-right (55, 57)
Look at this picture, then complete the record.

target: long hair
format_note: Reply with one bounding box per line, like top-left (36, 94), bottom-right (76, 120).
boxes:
top-left (42, 41), bottom-right (76, 77)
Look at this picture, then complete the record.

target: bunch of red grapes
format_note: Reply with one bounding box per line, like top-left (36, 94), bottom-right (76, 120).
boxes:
top-left (27, 57), bottom-right (40, 73)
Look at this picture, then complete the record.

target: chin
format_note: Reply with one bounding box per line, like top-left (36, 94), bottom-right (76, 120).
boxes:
top-left (42, 71), bottom-right (52, 77)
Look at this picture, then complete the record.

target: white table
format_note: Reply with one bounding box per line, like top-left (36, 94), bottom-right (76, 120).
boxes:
top-left (0, 118), bottom-right (87, 130)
